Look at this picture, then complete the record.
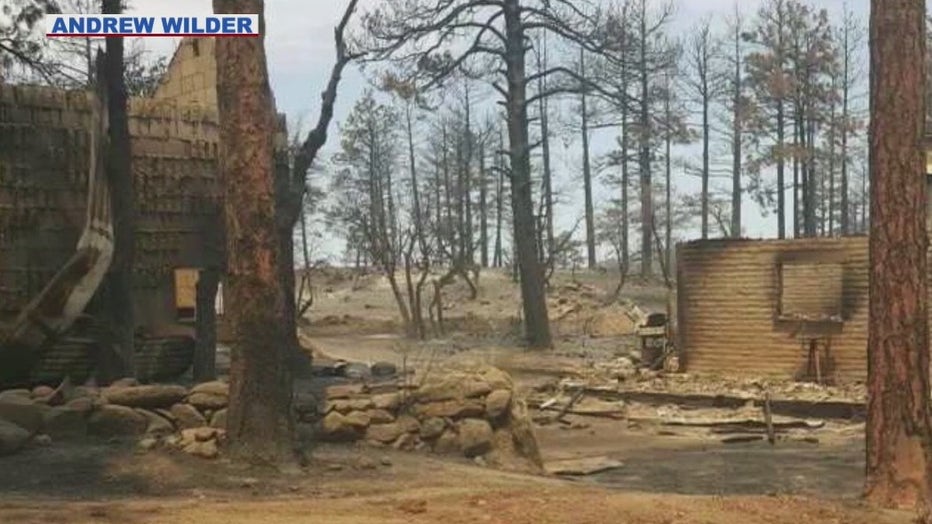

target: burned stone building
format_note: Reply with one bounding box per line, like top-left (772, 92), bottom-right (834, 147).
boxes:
top-left (675, 170), bottom-right (932, 384)
top-left (0, 38), bottom-right (286, 384)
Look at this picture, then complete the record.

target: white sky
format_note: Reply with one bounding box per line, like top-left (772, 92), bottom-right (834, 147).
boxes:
top-left (116, 0), bottom-right (873, 262)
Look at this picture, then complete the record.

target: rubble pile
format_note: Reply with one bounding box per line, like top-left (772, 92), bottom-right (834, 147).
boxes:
top-left (318, 365), bottom-right (543, 472)
top-left (547, 282), bottom-right (645, 338)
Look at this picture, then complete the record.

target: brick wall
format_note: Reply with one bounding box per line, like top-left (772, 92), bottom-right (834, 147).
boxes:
top-left (0, 84), bottom-right (224, 331)
top-left (675, 236), bottom-right (932, 383)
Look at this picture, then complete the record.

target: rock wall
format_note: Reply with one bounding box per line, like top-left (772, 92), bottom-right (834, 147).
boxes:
top-left (0, 366), bottom-right (543, 473)
top-left (317, 365), bottom-right (543, 472)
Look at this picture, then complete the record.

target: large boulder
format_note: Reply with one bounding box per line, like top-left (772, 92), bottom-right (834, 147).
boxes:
top-left (43, 406), bottom-right (87, 440)
top-left (485, 390), bottom-right (512, 420)
top-left (170, 403), bottom-right (207, 430)
top-left (419, 417), bottom-right (446, 440)
top-left (102, 385), bottom-right (188, 409)
top-left (414, 399), bottom-right (484, 420)
top-left (137, 409), bottom-right (175, 437)
top-left (415, 365), bottom-right (513, 403)
top-left (320, 411), bottom-right (361, 441)
top-left (372, 392), bottom-right (401, 411)
top-left (186, 381), bottom-right (229, 410)
top-left (0, 419), bottom-right (31, 456)
top-left (210, 409), bottom-right (227, 429)
top-left (457, 419), bottom-right (493, 457)
top-left (87, 405), bottom-right (147, 437)
top-left (0, 396), bottom-right (45, 435)
top-left (365, 422), bottom-right (404, 444)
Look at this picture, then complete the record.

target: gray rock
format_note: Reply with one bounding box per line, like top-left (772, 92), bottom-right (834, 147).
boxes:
top-left (0, 389), bottom-right (31, 401)
top-left (111, 378), bottom-right (139, 388)
top-left (484, 390), bottom-right (512, 419)
top-left (187, 381), bottom-right (229, 410)
top-left (0, 419), bottom-right (30, 456)
top-left (102, 385), bottom-right (188, 409)
top-left (419, 417), bottom-right (446, 440)
top-left (64, 397), bottom-right (95, 415)
top-left (395, 415), bottom-right (420, 434)
top-left (321, 411), bottom-right (362, 441)
top-left (457, 419), bottom-right (493, 457)
top-left (372, 392), bottom-right (401, 411)
top-left (432, 429), bottom-right (459, 454)
top-left (367, 409), bottom-right (395, 424)
top-left (415, 399), bottom-right (484, 420)
top-left (87, 405), bottom-right (147, 437)
top-left (43, 406), bottom-right (87, 440)
top-left (137, 409), bottom-right (175, 437)
top-left (183, 439), bottom-right (219, 459)
top-left (324, 384), bottom-right (364, 399)
top-left (170, 403), bottom-right (207, 429)
top-left (365, 423), bottom-right (404, 444)
top-left (210, 408), bottom-right (227, 429)
top-left (137, 437), bottom-right (159, 452)
top-left (338, 362), bottom-right (371, 380)
top-left (190, 381), bottom-right (229, 397)
top-left (0, 396), bottom-right (45, 435)
top-left (371, 361), bottom-right (397, 377)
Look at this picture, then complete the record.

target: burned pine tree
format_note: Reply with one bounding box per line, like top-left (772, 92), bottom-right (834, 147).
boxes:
top-left (865, 0), bottom-right (932, 509)
top-left (213, 0), bottom-right (294, 464)
top-left (359, 0), bottom-right (617, 349)
top-left (272, 0), bottom-right (361, 375)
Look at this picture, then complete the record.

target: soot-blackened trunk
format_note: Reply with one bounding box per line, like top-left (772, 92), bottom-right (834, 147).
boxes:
top-left (503, 0), bottom-right (552, 349)
top-left (101, 0), bottom-right (135, 383)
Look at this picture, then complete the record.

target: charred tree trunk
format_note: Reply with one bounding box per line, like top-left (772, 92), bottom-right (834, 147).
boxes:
top-left (479, 141), bottom-right (489, 268)
top-left (777, 99), bottom-right (787, 240)
top-left (494, 129), bottom-right (505, 268)
top-left (865, 0), bottom-right (932, 509)
top-left (730, 13), bottom-right (743, 238)
top-left (100, 0), bottom-right (135, 383)
top-left (503, 0), bottom-right (552, 349)
top-left (213, 0), bottom-right (293, 465)
top-left (580, 47), bottom-right (596, 269)
top-left (193, 267), bottom-right (219, 382)
top-left (536, 31), bottom-right (555, 263)
top-left (638, 3), bottom-right (653, 277)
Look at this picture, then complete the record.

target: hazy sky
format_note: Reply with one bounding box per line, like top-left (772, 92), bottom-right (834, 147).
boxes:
top-left (120, 0), bottom-right (873, 262)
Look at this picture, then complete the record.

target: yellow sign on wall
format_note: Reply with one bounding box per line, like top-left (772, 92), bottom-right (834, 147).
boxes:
top-left (174, 268), bottom-right (199, 309)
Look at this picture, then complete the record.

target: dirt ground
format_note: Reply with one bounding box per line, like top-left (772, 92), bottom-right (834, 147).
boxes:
top-left (0, 269), bottom-right (909, 523)
top-left (0, 438), bottom-right (911, 524)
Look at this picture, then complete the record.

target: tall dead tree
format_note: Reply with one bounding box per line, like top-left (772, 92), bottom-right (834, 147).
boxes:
top-left (838, 6), bottom-right (865, 236)
top-left (362, 0), bottom-right (616, 348)
top-left (685, 19), bottom-right (717, 240)
top-left (275, 0), bottom-right (361, 374)
top-left (213, 0), bottom-right (293, 464)
top-left (722, 4), bottom-right (746, 238)
top-left (865, 0), bottom-right (932, 509)
top-left (533, 30), bottom-right (555, 263)
top-left (100, 0), bottom-right (135, 382)
top-left (579, 47), bottom-right (597, 269)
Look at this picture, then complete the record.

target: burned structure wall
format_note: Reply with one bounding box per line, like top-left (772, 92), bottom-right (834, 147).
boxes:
top-left (0, 84), bottom-right (224, 334)
top-left (675, 236), bottom-right (932, 383)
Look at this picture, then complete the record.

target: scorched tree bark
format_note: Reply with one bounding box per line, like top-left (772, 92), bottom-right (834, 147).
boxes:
top-left (865, 0), bottom-right (932, 509)
top-left (213, 0), bottom-right (294, 465)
